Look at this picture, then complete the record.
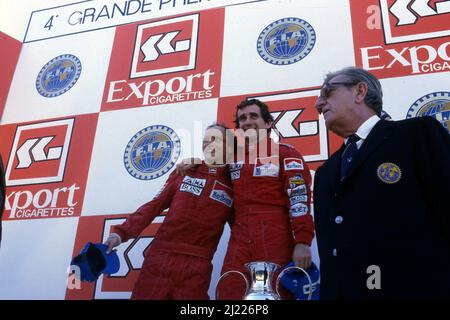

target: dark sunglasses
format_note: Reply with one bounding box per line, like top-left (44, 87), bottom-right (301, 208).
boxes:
top-left (319, 81), bottom-right (359, 99)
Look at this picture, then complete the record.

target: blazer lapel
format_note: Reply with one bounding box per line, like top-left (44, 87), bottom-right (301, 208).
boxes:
top-left (342, 120), bottom-right (393, 182)
top-left (322, 144), bottom-right (345, 190)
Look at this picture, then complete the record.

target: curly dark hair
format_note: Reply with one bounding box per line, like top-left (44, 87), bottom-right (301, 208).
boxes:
top-left (234, 98), bottom-right (274, 129)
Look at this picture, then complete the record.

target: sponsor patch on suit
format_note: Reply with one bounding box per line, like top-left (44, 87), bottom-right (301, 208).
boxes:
top-left (180, 176), bottom-right (206, 196)
top-left (289, 195), bottom-right (308, 206)
top-left (230, 161), bottom-right (243, 180)
top-left (253, 157), bottom-right (279, 177)
top-left (284, 158), bottom-right (304, 171)
top-left (288, 175), bottom-right (305, 188)
top-left (209, 180), bottom-right (233, 207)
top-left (290, 203), bottom-right (309, 217)
top-left (288, 184), bottom-right (307, 197)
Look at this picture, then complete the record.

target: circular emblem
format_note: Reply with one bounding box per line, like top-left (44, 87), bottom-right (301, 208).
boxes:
top-left (406, 92), bottom-right (450, 133)
top-left (377, 162), bottom-right (402, 184)
top-left (36, 54), bottom-right (82, 98)
top-left (124, 125), bottom-right (181, 180)
top-left (257, 17), bottom-right (316, 65)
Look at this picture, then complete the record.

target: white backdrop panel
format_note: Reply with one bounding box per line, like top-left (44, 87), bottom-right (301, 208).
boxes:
top-left (220, 0), bottom-right (355, 97)
top-left (82, 98), bottom-right (219, 216)
top-left (0, 217), bottom-right (78, 299)
top-left (1, 28), bottom-right (115, 124)
top-left (381, 71), bottom-right (450, 121)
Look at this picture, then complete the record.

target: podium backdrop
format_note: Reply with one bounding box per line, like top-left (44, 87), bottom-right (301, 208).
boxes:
top-left (0, 0), bottom-right (449, 299)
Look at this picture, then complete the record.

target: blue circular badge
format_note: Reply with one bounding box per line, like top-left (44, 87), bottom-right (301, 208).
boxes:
top-left (257, 17), bottom-right (316, 65)
top-left (407, 92), bottom-right (450, 133)
top-left (36, 54), bottom-right (82, 98)
top-left (377, 162), bottom-right (402, 184)
top-left (124, 125), bottom-right (181, 180)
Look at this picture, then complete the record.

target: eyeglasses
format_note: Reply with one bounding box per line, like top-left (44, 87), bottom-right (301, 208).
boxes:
top-left (319, 81), bottom-right (359, 100)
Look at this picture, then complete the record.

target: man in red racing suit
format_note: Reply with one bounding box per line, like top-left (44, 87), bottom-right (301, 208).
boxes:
top-left (217, 99), bottom-right (315, 300)
top-left (106, 126), bottom-right (233, 300)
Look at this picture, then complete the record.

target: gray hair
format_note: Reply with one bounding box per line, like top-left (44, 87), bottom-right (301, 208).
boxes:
top-left (324, 67), bottom-right (383, 116)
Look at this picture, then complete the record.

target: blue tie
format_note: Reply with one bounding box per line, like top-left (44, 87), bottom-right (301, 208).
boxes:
top-left (341, 134), bottom-right (361, 180)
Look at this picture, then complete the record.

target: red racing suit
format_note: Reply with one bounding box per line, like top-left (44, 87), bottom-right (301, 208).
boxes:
top-left (217, 139), bottom-right (315, 300)
top-left (112, 163), bottom-right (233, 300)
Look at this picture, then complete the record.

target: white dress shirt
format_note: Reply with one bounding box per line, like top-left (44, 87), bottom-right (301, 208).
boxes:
top-left (344, 115), bottom-right (380, 149)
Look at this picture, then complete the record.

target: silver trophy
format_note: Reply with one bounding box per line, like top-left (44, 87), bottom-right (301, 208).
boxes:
top-left (215, 261), bottom-right (313, 300)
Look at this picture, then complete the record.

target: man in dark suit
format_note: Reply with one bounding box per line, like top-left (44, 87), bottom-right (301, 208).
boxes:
top-left (0, 155), bottom-right (5, 245)
top-left (313, 66), bottom-right (450, 299)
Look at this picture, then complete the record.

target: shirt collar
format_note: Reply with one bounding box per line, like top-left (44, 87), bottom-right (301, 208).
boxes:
top-left (344, 115), bottom-right (380, 144)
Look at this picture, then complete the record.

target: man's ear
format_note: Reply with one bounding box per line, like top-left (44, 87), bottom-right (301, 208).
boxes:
top-left (354, 82), bottom-right (368, 104)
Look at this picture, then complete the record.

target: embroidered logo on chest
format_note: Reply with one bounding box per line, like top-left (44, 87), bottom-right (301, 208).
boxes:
top-left (229, 161), bottom-right (243, 180)
top-left (253, 156), bottom-right (280, 177)
top-left (179, 176), bottom-right (207, 196)
top-left (209, 180), bottom-right (233, 207)
top-left (284, 158), bottom-right (304, 171)
top-left (377, 162), bottom-right (402, 184)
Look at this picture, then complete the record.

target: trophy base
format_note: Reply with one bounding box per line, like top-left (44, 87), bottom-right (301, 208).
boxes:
top-left (244, 291), bottom-right (280, 300)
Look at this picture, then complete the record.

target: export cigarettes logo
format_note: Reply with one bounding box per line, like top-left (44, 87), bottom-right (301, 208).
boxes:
top-left (131, 14), bottom-right (199, 77)
top-left (5, 119), bottom-right (74, 186)
top-left (103, 9), bottom-right (224, 110)
top-left (380, 0), bottom-right (450, 44)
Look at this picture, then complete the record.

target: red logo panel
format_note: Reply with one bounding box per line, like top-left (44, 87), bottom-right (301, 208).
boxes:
top-left (217, 89), bottom-right (343, 171)
top-left (131, 15), bottom-right (197, 77)
top-left (66, 214), bottom-right (164, 299)
top-left (0, 32), bottom-right (21, 117)
top-left (0, 114), bottom-right (97, 220)
top-left (102, 9), bottom-right (224, 111)
top-left (6, 119), bottom-right (73, 185)
top-left (381, 0), bottom-right (450, 42)
top-left (350, 0), bottom-right (450, 78)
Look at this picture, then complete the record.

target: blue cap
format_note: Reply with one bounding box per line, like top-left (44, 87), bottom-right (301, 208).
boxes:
top-left (70, 242), bottom-right (120, 282)
top-left (279, 262), bottom-right (320, 300)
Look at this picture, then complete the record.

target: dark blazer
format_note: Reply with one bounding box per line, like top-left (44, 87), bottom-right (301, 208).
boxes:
top-left (314, 116), bottom-right (450, 299)
top-left (0, 155), bottom-right (5, 244)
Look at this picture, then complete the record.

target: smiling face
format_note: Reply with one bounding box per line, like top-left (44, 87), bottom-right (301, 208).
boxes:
top-left (236, 104), bottom-right (272, 131)
top-left (202, 126), bottom-right (228, 166)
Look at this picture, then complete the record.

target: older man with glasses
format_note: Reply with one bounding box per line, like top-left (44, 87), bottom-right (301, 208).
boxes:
top-left (313, 66), bottom-right (450, 299)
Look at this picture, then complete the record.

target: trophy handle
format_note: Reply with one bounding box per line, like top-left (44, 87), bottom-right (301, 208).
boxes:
top-left (276, 266), bottom-right (313, 300)
top-left (215, 270), bottom-right (249, 300)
